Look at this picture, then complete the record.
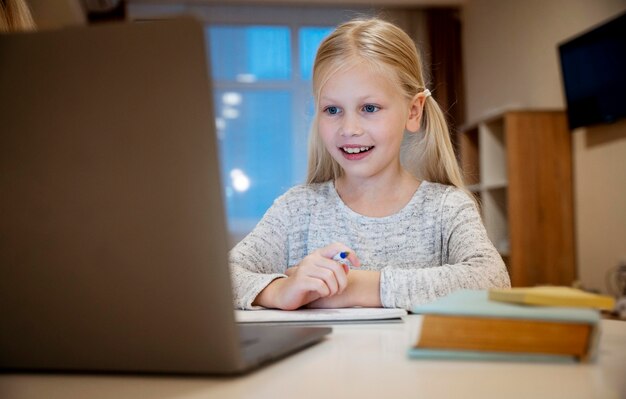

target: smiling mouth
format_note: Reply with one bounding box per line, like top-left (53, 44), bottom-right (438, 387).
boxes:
top-left (341, 146), bottom-right (374, 154)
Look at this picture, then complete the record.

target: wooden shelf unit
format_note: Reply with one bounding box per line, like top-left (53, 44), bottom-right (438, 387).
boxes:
top-left (459, 110), bottom-right (575, 287)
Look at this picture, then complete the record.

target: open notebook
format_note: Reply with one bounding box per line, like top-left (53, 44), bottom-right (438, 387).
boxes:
top-left (236, 308), bottom-right (408, 324)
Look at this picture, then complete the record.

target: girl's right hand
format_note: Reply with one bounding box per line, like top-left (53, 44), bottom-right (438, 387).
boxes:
top-left (253, 243), bottom-right (360, 310)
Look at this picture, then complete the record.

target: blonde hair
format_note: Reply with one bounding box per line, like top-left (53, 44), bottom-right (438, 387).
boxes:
top-left (307, 18), bottom-right (465, 192)
top-left (0, 0), bottom-right (36, 32)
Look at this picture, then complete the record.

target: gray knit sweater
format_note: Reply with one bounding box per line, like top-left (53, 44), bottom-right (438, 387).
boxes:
top-left (228, 180), bottom-right (511, 311)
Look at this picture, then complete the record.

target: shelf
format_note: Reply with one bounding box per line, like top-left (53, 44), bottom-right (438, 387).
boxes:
top-left (479, 119), bottom-right (507, 188)
top-left (497, 249), bottom-right (511, 257)
top-left (459, 126), bottom-right (480, 186)
top-left (466, 183), bottom-right (481, 193)
top-left (482, 187), bottom-right (509, 260)
top-left (483, 181), bottom-right (508, 190)
top-left (458, 110), bottom-right (575, 287)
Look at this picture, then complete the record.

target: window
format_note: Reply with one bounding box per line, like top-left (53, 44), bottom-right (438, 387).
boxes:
top-left (207, 24), bottom-right (334, 239)
top-left (127, 4), bottom-right (376, 243)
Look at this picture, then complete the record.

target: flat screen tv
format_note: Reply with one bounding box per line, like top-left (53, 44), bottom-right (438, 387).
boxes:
top-left (558, 11), bottom-right (626, 130)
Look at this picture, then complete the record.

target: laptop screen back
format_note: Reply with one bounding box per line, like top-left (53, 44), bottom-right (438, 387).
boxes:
top-left (0, 19), bottom-right (246, 373)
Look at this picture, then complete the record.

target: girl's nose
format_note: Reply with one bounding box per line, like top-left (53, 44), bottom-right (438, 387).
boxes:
top-left (340, 113), bottom-right (363, 136)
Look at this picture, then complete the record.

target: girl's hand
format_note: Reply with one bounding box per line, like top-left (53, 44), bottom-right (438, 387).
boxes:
top-left (306, 269), bottom-right (382, 309)
top-left (253, 243), bottom-right (360, 310)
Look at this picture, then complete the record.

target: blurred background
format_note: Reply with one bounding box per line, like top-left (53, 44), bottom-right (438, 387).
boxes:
top-left (4, 0), bottom-right (625, 299)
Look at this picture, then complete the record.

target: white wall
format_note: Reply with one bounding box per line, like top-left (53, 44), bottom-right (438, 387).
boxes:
top-left (463, 0), bottom-right (626, 293)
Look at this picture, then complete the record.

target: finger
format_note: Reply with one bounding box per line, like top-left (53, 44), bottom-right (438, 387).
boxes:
top-left (305, 277), bottom-right (331, 298)
top-left (347, 252), bottom-right (361, 268)
top-left (308, 265), bottom-right (340, 296)
top-left (294, 261), bottom-right (339, 296)
top-left (317, 242), bottom-right (351, 259)
top-left (318, 243), bottom-right (362, 269)
top-left (315, 258), bottom-right (349, 293)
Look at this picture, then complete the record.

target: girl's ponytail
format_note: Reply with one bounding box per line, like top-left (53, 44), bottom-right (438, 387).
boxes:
top-left (417, 96), bottom-right (465, 189)
top-left (403, 93), bottom-right (476, 204)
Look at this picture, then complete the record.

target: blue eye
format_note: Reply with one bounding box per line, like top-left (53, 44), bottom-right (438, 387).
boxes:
top-left (324, 106), bottom-right (340, 115)
top-left (363, 104), bottom-right (380, 113)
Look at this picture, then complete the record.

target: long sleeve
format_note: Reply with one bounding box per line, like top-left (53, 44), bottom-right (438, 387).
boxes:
top-left (228, 197), bottom-right (291, 309)
top-left (228, 181), bottom-right (511, 312)
top-left (379, 188), bottom-right (511, 310)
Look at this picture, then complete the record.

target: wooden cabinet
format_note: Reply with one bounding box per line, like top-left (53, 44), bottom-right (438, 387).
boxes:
top-left (459, 110), bottom-right (575, 287)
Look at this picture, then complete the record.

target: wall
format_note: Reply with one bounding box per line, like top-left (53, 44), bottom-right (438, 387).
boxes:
top-left (463, 0), bottom-right (626, 294)
top-left (28, 0), bottom-right (85, 29)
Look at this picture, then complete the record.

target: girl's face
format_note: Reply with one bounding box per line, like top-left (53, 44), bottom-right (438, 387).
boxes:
top-left (317, 63), bottom-right (423, 183)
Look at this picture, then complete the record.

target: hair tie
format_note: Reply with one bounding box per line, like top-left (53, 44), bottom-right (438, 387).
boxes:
top-left (422, 89), bottom-right (432, 98)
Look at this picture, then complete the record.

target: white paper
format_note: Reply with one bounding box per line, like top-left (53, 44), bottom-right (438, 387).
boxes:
top-left (235, 307), bottom-right (407, 323)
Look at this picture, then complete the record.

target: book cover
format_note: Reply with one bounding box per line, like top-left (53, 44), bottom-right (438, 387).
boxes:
top-left (409, 290), bottom-right (600, 362)
top-left (488, 286), bottom-right (615, 309)
top-left (413, 290), bottom-right (600, 323)
top-left (407, 348), bottom-right (577, 363)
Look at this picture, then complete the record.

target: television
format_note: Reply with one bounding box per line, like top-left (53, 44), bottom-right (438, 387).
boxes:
top-left (558, 11), bottom-right (626, 130)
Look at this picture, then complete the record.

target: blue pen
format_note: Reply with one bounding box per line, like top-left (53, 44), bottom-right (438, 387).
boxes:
top-left (332, 251), bottom-right (352, 268)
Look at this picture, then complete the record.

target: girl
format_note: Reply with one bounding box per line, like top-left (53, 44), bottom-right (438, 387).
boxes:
top-left (229, 18), bottom-right (510, 311)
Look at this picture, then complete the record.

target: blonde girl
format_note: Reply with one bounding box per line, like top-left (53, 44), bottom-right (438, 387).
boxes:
top-left (229, 18), bottom-right (510, 311)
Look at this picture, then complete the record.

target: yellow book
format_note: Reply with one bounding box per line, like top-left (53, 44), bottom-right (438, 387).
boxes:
top-left (488, 286), bottom-right (615, 310)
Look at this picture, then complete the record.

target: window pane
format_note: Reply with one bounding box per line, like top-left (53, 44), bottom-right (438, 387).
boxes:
top-left (299, 26), bottom-right (334, 80)
top-left (214, 90), bottom-right (293, 223)
top-left (208, 26), bottom-right (291, 81)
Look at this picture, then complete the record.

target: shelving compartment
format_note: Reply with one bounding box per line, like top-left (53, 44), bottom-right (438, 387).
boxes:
top-left (482, 187), bottom-right (510, 258)
top-left (479, 119), bottom-right (507, 189)
top-left (459, 126), bottom-right (480, 188)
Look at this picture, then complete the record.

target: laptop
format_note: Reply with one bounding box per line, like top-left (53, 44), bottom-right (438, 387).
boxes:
top-left (0, 19), bottom-right (330, 375)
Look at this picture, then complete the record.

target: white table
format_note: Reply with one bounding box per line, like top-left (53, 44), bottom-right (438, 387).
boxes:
top-left (1, 316), bottom-right (625, 399)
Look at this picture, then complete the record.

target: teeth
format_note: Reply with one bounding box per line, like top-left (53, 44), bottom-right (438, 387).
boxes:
top-left (343, 146), bottom-right (371, 154)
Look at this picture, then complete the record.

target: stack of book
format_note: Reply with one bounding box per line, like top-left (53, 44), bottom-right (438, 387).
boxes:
top-left (409, 287), bottom-right (614, 363)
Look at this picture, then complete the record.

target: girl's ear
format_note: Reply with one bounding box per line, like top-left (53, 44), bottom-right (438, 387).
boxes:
top-left (405, 93), bottom-right (427, 133)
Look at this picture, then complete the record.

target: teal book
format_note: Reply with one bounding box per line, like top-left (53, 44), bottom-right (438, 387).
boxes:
top-left (408, 290), bottom-right (600, 362)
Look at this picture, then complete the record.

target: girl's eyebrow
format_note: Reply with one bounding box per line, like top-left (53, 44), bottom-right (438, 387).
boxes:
top-left (320, 95), bottom-right (382, 103)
